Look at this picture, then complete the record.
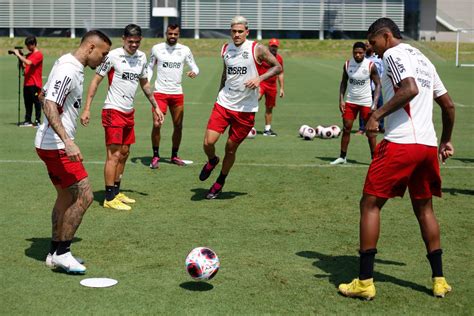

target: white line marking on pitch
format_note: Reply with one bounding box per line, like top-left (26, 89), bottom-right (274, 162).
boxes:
top-left (0, 159), bottom-right (473, 169)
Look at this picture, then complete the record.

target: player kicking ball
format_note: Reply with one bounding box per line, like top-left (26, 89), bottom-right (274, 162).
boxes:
top-left (81, 24), bottom-right (164, 211)
top-left (199, 16), bottom-right (282, 199)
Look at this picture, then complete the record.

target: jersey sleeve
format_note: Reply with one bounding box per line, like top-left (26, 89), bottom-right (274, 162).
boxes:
top-left (185, 48), bottom-right (199, 75)
top-left (96, 55), bottom-right (112, 77)
top-left (28, 51), bottom-right (43, 66)
top-left (44, 68), bottom-right (75, 107)
top-left (384, 49), bottom-right (415, 87)
top-left (147, 48), bottom-right (157, 82)
top-left (432, 66), bottom-right (447, 98)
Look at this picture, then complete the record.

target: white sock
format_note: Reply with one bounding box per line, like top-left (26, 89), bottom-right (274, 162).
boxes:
top-left (264, 125), bottom-right (271, 131)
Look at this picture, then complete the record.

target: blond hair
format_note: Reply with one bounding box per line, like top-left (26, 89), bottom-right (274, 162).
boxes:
top-left (231, 16), bottom-right (248, 29)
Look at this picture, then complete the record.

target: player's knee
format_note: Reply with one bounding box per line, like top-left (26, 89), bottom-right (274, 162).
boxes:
top-left (173, 122), bottom-right (183, 130)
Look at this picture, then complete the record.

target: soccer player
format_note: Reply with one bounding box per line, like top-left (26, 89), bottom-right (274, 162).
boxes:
top-left (35, 30), bottom-right (111, 273)
top-left (330, 42), bottom-right (381, 165)
top-left (338, 18), bottom-right (455, 300)
top-left (147, 24), bottom-right (199, 169)
top-left (199, 16), bottom-right (282, 199)
top-left (81, 24), bottom-right (164, 211)
top-left (12, 36), bottom-right (43, 126)
top-left (257, 38), bottom-right (284, 136)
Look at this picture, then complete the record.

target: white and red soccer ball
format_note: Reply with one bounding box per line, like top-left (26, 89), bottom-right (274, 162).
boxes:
top-left (300, 124), bottom-right (340, 139)
top-left (246, 127), bottom-right (257, 139)
top-left (185, 247), bottom-right (220, 280)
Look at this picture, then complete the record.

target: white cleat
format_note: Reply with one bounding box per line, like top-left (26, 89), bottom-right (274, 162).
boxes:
top-left (52, 252), bottom-right (87, 274)
top-left (330, 157), bottom-right (347, 165)
top-left (46, 252), bottom-right (84, 268)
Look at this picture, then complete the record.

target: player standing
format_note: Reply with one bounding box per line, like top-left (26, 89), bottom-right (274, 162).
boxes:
top-left (331, 42), bottom-right (381, 165)
top-left (147, 24), bottom-right (199, 169)
top-left (199, 16), bottom-right (282, 199)
top-left (35, 31), bottom-right (111, 273)
top-left (338, 18), bottom-right (455, 300)
top-left (81, 24), bottom-right (164, 211)
top-left (257, 38), bottom-right (284, 136)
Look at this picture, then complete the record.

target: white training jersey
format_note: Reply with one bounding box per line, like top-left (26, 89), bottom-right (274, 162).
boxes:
top-left (147, 42), bottom-right (199, 94)
top-left (382, 43), bottom-right (447, 146)
top-left (217, 40), bottom-right (260, 112)
top-left (345, 57), bottom-right (373, 107)
top-left (96, 47), bottom-right (148, 112)
top-left (35, 53), bottom-right (84, 150)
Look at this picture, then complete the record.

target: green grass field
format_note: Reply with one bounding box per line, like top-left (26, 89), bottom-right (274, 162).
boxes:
top-left (0, 38), bottom-right (473, 315)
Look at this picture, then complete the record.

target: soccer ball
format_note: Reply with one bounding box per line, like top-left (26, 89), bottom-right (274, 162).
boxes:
top-left (246, 127), bottom-right (257, 139)
top-left (185, 247), bottom-right (220, 280)
top-left (299, 125), bottom-right (310, 137)
top-left (315, 125), bottom-right (323, 137)
top-left (330, 125), bottom-right (341, 138)
top-left (302, 127), bottom-right (316, 140)
top-left (320, 127), bottom-right (334, 139)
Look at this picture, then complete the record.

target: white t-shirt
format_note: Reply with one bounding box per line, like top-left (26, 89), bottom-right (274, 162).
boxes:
top-left (147, 42), bottom-right (199, 94)
top-left (96, 47), bottom-right (148, 113)
top-left (382, 43), bottom-right (447, 146)
top-left (35, 53), bottom-right (84, 150)
top-left (216, 40), bottom-right (260, 112)
top-left (345, 57), bottom-right (373, 107)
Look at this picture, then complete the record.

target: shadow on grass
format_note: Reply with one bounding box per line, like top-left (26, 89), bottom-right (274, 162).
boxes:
top-left (25, 237), bottom-right (82, 262)
top-left (190, 188), bottom-right (247, 201)
top-left (315, 156), bottom-right (370, 166)
top-left (442, 187), bottom-right (474, 196)
top-left (296, 250), bottom-right (432, 295)
top-left (179, 281), bottom-right (214, 291)
top-left (93, 189), bottom-right (148, 204)
top-left (451, 157), bottom-right (474, 164)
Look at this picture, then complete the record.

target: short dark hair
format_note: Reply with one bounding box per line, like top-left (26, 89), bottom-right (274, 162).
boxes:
top-left (81, 30), bottom-right (112, 46)
top-left (168, 24), bottom-right (180, 31)
top-left (367, 17), bottom-right (402, 39)
top-left (124, 24), bottom-right (142, 37)
top-left (353, 41), bottom-right (366, 51)
top-left (25, 35), bottom-right (37, 46)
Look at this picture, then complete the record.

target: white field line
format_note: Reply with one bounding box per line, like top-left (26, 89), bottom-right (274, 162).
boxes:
top-left (0, 159), bottom-right (473, 169)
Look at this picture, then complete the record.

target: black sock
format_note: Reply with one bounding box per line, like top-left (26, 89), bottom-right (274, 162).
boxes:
top-left (49, 240), bottom-right (60, 255)
top-left (56, 240), bottom-right (72, 256)
top-left (114, 181), bottom-right (121, 195)
top-left (153, 146), bottom-right (160, 158)
top-left (340, 150), bottom-right (347, 159)
top-left (105, 185), bottom-right (115, 201)
top-left (172, 147), bottom-right (179, 158)
top-left (427, 249), bottom-right (443, 277)
top-left (359, 248), bottom-right (377, 280)
top-left (216, 172), bottom-right (227, 185)
top-left (209, 156), bottom-right (219, 165)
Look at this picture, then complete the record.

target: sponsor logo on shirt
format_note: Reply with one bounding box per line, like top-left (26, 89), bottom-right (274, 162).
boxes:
top-left (73, 98), bottom-right (82, 108)
top-left (227, 66), bottom-right (248, 75)
top-left (163, 62), bottom-right (182, 69)
top-left (122, 72), bottom-right (139, 81)
top-left (349, 78), bottom-right (366, 86)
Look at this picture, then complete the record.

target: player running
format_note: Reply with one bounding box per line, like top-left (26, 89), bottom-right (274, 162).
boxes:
top-left (338, 18), bottom-right (455, 300)
top-left (81, 24), bottom-right (164, 211)
top-left (331, 42), bottom-right (381, 165)
top-left (257, 38), bottom-right (284, 136)
top-left (35, 31), bottom-right (111, 273)
top-left (199, 16), bottom-right (282, 199)
top-left (147, 24), bottom-right (199, 169)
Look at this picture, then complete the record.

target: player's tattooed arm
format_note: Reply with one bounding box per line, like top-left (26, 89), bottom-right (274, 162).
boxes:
top-left (218, 61), bottom-right (227, 92)
top-left (43, 99), bottom-right (83, 162)
top-left (256, 43), bottom-right (282, 82)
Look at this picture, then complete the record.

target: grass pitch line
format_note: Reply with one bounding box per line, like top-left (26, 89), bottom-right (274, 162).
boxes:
top-left (1, 159), bottom-right (473, 169)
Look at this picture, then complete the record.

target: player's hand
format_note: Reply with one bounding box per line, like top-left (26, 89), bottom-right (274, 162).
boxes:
top-left (244, 77), bottom-right (261, 90)
top-left (339, 101), bottom-right (346, 113)
top-left (80, 110), bottom-right (90, 126)
top-left (153, 107), bottom-right (164, 127)
top-left (186, 71), bottom-right (197, 79)
top-left (279, 89), bottom-right (285, 98)
top-left (439, 141), bottom-right (454, 164)
top-left (365, 116), bottom-right (379, 138)
top-left (65, 139), bottom-right (83, 162)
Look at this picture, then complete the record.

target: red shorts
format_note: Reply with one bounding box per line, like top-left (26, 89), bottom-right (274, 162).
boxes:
top-left (343, 102), bottom-right (372, 122)
top-left (259, 84), bottom-right (277, 108)
top-left (102, 109), bottom-right (135, 145)
top-left (207, 103), bottom-right (255, 144)
top-left (153, 92), bottom-right (184, 115)
top-left (36, 148), bottom-right (88, 189)
top-left (363, 140), bottom-right (442, 199)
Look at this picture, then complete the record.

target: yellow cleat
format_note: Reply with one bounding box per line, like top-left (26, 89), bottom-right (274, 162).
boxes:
top-left (433, 277), bottom-right (452, 298)
top-left (338, 278), bottom-right (376, 300)
top-left (115, 192), bottom-right (136, 204)
top-left (103, 197), bottom-right (132, 211)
